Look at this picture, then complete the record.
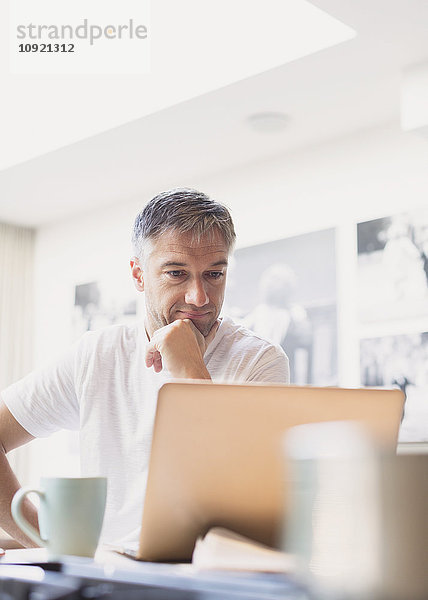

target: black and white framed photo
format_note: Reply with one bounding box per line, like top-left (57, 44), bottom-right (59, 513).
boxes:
top-left (224, 229), bottom-right (337, 385)
top-left (357, 210), bottom-right (428, 323)
top-left (360, 332), bottom-right (428, 442)
top-left (73, 279), bottom-right (137, 339)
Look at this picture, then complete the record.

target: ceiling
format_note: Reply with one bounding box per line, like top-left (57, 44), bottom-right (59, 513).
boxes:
top-left (1, 0), bottom-right (428, 228)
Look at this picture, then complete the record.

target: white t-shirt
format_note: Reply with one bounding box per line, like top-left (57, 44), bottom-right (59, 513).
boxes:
top-left (1, 316), bottom-right (289, 544)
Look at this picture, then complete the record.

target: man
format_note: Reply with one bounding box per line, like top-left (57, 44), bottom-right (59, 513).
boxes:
top-left (0, 188), bottom-right (289, 548)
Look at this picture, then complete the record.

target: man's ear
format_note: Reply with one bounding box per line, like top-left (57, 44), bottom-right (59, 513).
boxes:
top-left (130, 257), bottom-right (144, 292)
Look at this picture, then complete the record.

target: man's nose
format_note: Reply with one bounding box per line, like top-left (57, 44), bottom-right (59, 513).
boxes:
top-left (184, 279), bottom-right (209, 307)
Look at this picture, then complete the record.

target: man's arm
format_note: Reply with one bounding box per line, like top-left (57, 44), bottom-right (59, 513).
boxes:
top-left (0, 401), bottom-right (40, 547)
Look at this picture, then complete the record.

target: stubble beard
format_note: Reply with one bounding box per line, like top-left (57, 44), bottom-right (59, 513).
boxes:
top-left (172, 307), bottom-right (217, 336)
top-left (186, 315), bottom-right (216, 337)
top-left (145, 304), bottom-right (217, 338)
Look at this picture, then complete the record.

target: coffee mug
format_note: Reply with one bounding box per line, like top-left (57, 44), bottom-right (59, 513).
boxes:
top-left (283, 421), bottom-right (428, 600)
top-left (11, 476), bottom-right (107, 558)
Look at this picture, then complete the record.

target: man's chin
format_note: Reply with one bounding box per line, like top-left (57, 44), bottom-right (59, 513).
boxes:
top-left (191, 319), bottom-right (214, 337)
top-left (173, 314), bottom-right (215, 337)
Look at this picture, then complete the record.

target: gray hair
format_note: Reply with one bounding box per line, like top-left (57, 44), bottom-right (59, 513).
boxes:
top-left (132, 188), bottom-right (236, 260)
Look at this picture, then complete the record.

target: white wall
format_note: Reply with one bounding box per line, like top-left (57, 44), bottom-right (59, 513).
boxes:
top-left (34, 201), bottom-right (140, 365)
top-left (34, 122), bottom-right (428, 373)
top-left (214, 124), bottom-right (428, 247)
top-left (30, 122), bottom-right (428, 478)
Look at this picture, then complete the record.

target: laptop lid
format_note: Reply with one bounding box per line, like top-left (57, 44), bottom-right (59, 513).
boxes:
top-left (137, 382), bottom-right (404, 562)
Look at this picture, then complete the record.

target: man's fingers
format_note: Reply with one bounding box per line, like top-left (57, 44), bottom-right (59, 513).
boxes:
top-left (145, 319), bottom-right (217, 376)
top-left (145, 348), bottom-right (154, 368)
top-left (153, 351), bottom-right (163, 373)
top-left (145, 347), bottom-right (163, 372)
top-left (183, 317), bottom-right (219, 352)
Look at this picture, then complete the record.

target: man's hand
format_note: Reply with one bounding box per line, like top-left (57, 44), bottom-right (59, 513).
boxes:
top-left (145, 319), bottom-right (219, 379)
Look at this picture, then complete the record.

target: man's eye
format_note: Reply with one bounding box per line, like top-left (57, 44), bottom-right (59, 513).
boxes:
top-left (207, 271), bottom-right (224, 280)
top-left (166, 270), bottom-right (185, 278)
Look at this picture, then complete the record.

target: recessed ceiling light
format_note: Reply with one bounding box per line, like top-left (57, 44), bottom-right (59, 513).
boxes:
top-left (246, 112), bottom-right (289, 133)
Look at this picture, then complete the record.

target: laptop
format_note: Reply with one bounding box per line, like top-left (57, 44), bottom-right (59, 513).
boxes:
top-left (122, 382), bottom-right (405, 562)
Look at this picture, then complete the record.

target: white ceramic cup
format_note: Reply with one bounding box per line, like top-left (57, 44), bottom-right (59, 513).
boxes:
top-left (11, 476), bottom-right (107, 558)
top-left (283, 421), bottom-right (428, 600)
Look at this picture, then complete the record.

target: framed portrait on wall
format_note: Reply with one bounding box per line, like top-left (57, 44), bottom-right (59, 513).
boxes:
top-left (357, 209), bottom-right (428, 323)
top-left (73, 279), bottom-right (137, 340)
top-left (358, 207), bottom-right (428, 442)
top-left (360, 332), bottom-right (428, 442)
top-left (224, 228), bottom-right (337, 386)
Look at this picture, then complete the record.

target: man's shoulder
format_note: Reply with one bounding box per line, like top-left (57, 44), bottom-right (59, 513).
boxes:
top-left (215, 315), bottom-right (284, 355)
top-left (77, 322), bottom-right (143, 355)
top-left (207, 316), bottom-right (289, 383)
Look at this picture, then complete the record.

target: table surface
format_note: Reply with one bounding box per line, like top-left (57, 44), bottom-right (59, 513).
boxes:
top-left (0, 547), bottom-right (310, 600)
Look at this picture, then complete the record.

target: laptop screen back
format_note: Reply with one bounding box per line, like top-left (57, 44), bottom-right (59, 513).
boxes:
top-left (138, 382), bottom-right (404, 561)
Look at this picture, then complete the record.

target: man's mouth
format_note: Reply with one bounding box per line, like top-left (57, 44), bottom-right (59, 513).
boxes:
top-left (176, 310), bottom-right (210, 319)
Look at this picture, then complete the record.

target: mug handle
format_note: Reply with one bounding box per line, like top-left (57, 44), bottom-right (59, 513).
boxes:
top-left (11, 488), bottom-right (46, 548)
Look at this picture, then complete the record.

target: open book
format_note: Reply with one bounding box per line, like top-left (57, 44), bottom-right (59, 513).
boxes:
top-left (192, 528), bottom-right (296, 573)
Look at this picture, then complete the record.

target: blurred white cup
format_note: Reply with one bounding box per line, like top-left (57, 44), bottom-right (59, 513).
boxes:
top-left (283, 421), bottom-right (428, 600)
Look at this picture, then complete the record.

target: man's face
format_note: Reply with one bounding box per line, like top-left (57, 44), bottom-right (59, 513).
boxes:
top-left (133, 229), bottom-right (229, 338)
